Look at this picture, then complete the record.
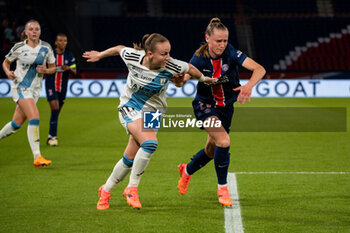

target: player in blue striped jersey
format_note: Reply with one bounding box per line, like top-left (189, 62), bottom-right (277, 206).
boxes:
top-left (175, 18), bottom-right (266, 206)
top-left (0, 20), bottom-right (56, 167)
top-left (83, 33), bottom-right (216, 209)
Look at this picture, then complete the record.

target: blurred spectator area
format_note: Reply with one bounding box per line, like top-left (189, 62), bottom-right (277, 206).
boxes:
top-left (252, 17), bottom-right (350, 72)
top-left (86, 16), bottom-right (238, 70)
top-left (1, 0), bottom-right (350, 78)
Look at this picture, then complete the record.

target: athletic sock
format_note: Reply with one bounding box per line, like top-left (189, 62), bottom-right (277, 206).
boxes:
top-left (0, 121), bottom-right (21, 139)
top-left (49, 110), bottom-right (59, 137)
top-left (186, 148), bottom-right (212, 175)
top-left (128, 140), bottom-right (158, 187)
top-left (214, 146), bottom-right (230, 185)
top-left (27, 118), bottom-right (41, 160)
top-left (104, 154), bottom-right (133, 192)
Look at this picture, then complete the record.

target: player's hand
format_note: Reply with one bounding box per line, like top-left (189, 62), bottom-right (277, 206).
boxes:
top-left (83, 50), bottom-right (101, 62)
top-left (6, 70), bottom-right (16, 80)
top-left (36, 64), bottom-right (47, 74)
top-left (170, 73), bottom-right (186, 87)
top-left (62, 65), bottom-right (70, 71)
top-left (204, 76), bottom-right (217, 85)
top-left (233, 84), bottom-right (253, 104)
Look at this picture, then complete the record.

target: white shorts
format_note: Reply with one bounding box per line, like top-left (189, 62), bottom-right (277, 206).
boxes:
top-left (11, 87), bottom-right (40, 103)
top-left (118, 106), bottom-right (142, 134)
top-left (118, 106), bottom-right (160, 135)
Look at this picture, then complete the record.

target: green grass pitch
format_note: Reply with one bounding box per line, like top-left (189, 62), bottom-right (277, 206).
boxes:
top-left (0, 97), bottom-right (349, 233)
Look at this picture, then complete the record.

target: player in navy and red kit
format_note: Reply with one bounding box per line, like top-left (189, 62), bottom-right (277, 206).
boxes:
top-left (45, 33), bottom-right (76, 146)
top-left (175, 18), bottom-right (266, 206)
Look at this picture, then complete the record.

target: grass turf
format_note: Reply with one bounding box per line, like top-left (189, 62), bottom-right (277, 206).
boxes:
top-left (0, 97), bottom-right (349, 233)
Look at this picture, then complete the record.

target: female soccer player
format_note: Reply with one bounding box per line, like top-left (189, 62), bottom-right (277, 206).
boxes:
top-left (83, 33), bottom-right (216, 209)
top-left (0, 20), bottom-right (56, 167)
top-left (45, 33), bottom-right (77, 146)
top-left (175, 18), bottom-right (266, 206)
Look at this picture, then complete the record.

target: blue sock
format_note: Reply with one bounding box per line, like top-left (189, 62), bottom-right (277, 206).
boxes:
top-left (186, 149), bottom-right (212, 175)
top-left (122, 154), bottom-right (134, 167)
top-left (49, 110), bottom-right (60, 137)
top-left (214, 146), bottom-right (230, 185)
top-left (11, 120), bottom-right (22, 130)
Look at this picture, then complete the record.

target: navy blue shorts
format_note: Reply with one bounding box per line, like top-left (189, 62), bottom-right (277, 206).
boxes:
top-left (192, 99), bottom-right (234, 133)
top-left (45, 79), bottom-right (67, 107)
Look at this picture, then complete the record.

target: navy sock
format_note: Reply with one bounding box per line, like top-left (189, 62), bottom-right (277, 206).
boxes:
top-left (49, 110), bottom-right (60, 137)
top-left (186, 149), bottom-right (212, 175)
top-left (214, 146), bottom-right (230, 185)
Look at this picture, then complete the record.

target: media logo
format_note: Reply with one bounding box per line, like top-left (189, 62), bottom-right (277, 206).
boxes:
top-left (143, 110), bottom-right (162, 129)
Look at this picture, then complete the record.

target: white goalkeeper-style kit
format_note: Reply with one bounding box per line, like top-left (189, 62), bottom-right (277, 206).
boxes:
top-left (118, 47), bottom-right (189, 129)
top-left (6, 39), bottom-right (55, 102)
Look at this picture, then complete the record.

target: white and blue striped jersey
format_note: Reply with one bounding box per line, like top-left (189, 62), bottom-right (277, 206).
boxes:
top-left (119, 47), bottom-right (189, 111)
top-left (6, 39), bottom-right (55, 89)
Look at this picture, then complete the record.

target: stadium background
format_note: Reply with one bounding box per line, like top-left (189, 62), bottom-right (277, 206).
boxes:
top-left (0, 1), bottom-right (350, 233)
top-left (1, 0), bottom-right (350, 80)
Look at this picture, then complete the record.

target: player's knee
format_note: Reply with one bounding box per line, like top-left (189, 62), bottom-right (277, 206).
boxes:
top-left (11, 120), bottom-right (22, 130)
top-left (216, 136), bottom-right (230, 148)
top-left (28, 118), bottom-right (40, 126)
top-left (140, 140), bottom-right (158, 154)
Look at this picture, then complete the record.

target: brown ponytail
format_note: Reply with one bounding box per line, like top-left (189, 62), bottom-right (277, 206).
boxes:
top-left (195, 17), bottom-right (228, 57)
top-left (133, 33), bottom-right (169, 52)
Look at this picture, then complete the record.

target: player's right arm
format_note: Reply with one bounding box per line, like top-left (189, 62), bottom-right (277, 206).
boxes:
top-left (83, 45), bottom-right (126, 62)
top-left (2, 58), bottom-right (16, 80)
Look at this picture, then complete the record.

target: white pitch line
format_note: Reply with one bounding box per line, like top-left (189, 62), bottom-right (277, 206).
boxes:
top-left (234, 171), bottom-right (350, 175)
top-left (225, 173), bottom-right (244, 233)
top-left (224, 171), bottom-right (350, 232)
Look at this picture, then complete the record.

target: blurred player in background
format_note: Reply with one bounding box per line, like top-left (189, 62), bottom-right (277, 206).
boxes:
top-left (0, 19), bottom-right (56, 167)
top-left (174, 18), bottom-right (266, 206)
top-left (45, 33), bottom-right (76, 146)
top-left (83, 33), bottom-right (216, 209)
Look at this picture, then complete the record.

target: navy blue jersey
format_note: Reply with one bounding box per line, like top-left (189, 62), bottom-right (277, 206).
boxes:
top-left (45, 49), bottom-right (76, 93)
top-left (190, 43), bottom-right (247, 107)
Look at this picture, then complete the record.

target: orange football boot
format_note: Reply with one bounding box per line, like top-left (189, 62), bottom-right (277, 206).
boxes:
top-left (33, 155), bottom-right (52, 167)
top-left (97, 184), bottom-right (111, 210)
top-left (177, 163), bottom-right (192, 195)
top-left (217, 186), bottom-right (233, 207)
top-left (123, 186), bottom-right (142, 209)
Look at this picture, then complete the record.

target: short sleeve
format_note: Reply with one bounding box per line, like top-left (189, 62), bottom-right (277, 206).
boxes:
top-left (120, 47), bottom-right (143, 66)
top-left (165, 57), bottom-right (189, 75)
top-left (229, 44), bottom-right (247, 65)
top-left (5, 43), bottom-right (23, 62)
top-left (47, 45), bottom-right (56, 64)
top-left (68, 52), bottom-right (76, 67)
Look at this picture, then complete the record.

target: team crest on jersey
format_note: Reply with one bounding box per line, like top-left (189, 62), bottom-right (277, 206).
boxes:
top-left (41, 51), bottom-right (46, 57)
top-left (159, 78), bottom-right (167, 85)
top-left (222, 64), bottom-right (229, 72)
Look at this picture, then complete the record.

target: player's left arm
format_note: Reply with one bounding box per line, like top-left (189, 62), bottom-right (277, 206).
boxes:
top-left (187, 64), bottom-right (217, 85)
top-left (38, 46), bottom-right (56, 75)
top-left (170, 73), bottom-right (191, 87)
top-left (233, 57), bottom-right (266, 104)
top-left (36, 63), bottom-right (56, 75)
top-left (83, 45), bottom-right (125, 62)
top-left (68, 64), bottom-right (77, 76)
top-left (62, 54), bottom-right (77, 75)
